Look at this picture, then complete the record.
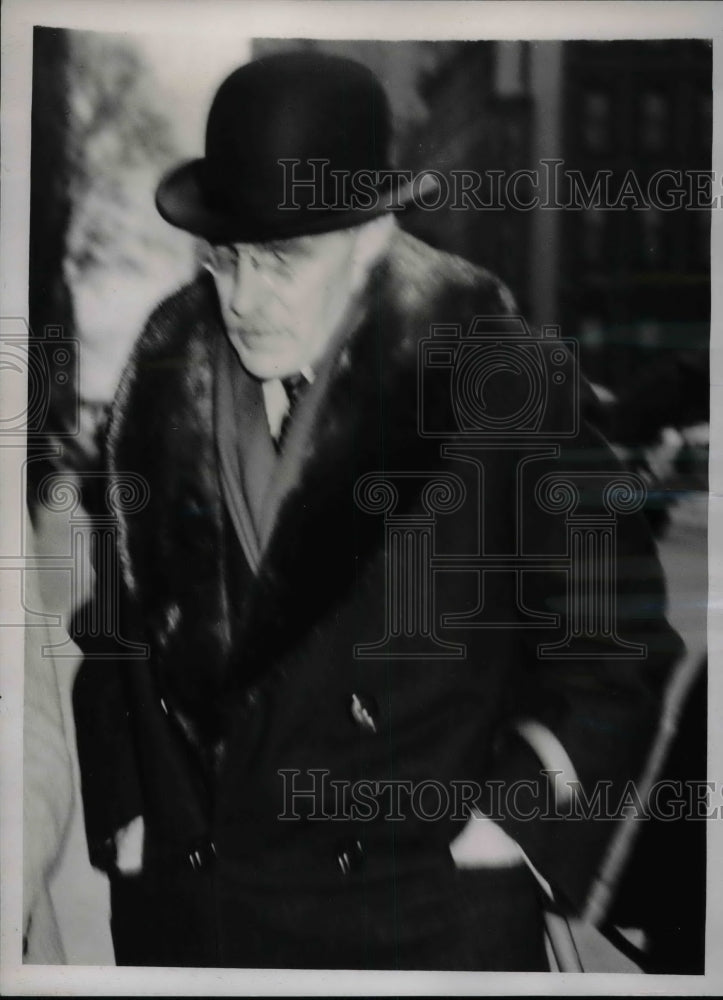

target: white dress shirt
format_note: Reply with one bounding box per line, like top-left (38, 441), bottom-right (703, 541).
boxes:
top-left (261, 366), bottom-right (316, 443)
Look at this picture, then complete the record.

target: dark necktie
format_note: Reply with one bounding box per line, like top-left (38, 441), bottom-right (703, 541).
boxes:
top-left (276, 372), bottom-right (310, 452)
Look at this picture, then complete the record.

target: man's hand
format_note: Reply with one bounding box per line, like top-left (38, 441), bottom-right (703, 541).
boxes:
top-left (449, 811), bottom-right (525, 868)
top-left (115, 815), bottom-right (145, 875)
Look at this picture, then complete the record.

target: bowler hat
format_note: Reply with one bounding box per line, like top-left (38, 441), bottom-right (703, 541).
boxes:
top-left (156, 51), bottom-right (417, 243)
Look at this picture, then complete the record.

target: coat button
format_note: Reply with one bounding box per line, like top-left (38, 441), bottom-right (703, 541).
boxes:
top-left (336, 838), bottom-right (364, 876)
top-left (187, 839), bottom-right (217, 871)
top-left (350, 692), bottom-right (378, 734)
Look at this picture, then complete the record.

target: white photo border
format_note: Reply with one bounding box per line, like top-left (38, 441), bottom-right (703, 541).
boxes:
top-left (2, 1), bottom-right (722, 995)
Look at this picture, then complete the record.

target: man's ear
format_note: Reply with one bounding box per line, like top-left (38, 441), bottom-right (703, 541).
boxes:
top-left (349, 214), bottom-right (396, 292)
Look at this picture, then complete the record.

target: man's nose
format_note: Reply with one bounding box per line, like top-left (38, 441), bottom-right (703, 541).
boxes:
top-left (229, 253), bottom-right (268, 317)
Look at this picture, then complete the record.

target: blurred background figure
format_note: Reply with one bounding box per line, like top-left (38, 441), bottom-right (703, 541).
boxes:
top-left (23, 517), bottom-right (74, 964)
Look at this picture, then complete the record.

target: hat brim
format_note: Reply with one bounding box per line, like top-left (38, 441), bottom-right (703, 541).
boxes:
top-left (155, 159), bottom-right (437, 244)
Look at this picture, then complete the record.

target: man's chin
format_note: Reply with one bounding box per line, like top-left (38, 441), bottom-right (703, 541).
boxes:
top-left (225, 331), bottom-right (294, 380)
top-left (237, 347), bottom-right (298, 381)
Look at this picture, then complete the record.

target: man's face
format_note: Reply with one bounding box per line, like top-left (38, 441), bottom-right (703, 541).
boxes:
top-left (205, 228), bottom-right (360, 379)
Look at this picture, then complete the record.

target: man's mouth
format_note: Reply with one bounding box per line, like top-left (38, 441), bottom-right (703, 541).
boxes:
top-left (232, 327), bottom-right (288, 348)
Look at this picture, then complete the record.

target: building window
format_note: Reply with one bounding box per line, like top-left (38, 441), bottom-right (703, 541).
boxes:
top-left (581, 90), bottom-right (610, 153)
top-left (582, 209), bottom-right (605, 265)
top-left (494, 41), bottom-right (525, 96)
top-left (641, 209), bottom-right (665, 268)
top-left (639, 92), bottom-right (669, 152)
top-left (698, 91), bottom-right (712, 149)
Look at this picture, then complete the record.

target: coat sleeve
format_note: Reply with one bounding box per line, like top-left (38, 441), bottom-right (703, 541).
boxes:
top-left (69, 477), bottom-right (145, 874)
top-left (480, 360), bottom-right (685, 916)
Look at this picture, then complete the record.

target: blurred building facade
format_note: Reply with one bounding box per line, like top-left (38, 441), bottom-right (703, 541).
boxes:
top-left (253, 38), bottom-right (711, 401)
top-left (560, 40), bottom-right (711, 394)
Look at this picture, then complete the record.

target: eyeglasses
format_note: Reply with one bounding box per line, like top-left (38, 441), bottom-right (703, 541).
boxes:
top-left (200, 238), bottom-right (314, 280)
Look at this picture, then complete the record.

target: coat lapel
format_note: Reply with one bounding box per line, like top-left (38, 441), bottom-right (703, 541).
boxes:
top-left (215, 327), bottom-right (273, 573)
top-left (108, 272), bottom-right (240, 744)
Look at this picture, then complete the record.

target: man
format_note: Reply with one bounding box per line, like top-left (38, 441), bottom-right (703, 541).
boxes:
top-left (72, 51), bottom-right (683, 970)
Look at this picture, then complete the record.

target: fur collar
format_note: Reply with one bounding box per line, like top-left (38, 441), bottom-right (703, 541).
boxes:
top-left (106, 230), bottom-right (515, 742)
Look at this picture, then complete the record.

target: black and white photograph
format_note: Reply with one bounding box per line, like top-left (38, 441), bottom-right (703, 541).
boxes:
top-left (1, 1), bottom-right (721, 994)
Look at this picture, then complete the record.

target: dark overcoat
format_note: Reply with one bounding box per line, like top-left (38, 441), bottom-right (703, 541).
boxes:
top-left (73, 230), bottom-right (683, 969)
